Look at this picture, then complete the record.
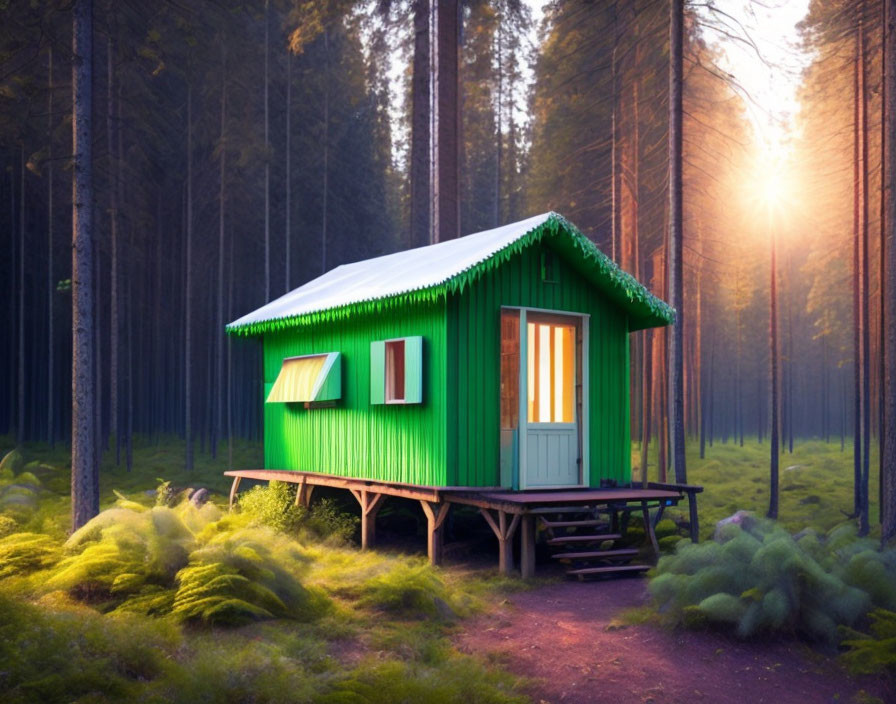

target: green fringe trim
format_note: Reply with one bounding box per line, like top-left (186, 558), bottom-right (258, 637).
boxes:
top-left (226, 213), bottom-right (675, 337)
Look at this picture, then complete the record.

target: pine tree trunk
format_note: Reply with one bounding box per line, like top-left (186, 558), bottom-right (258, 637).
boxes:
top-left (860, 12), bottom-right (872, 535)
top-left (880, 0), bottom-right (888, 529)
top-left (185, 83), bottom-right (193, 472)
top-left (47, 45), bottom-right (54, 448)
top-left (285, 49), bottom-right (291, 291)
top-left (107, 35), bottom-right (120, 465)
top-left (768, 225), bottom-right (780, 520)
top-left (214, 45), bottom-right (226, 461)
top-left (410, 0), bottom-right (430, 248)
top-left (263, 0), bottom-right (270, 301)
top-left (72, 0), bottom-right (98, 530)
top-left (853, 24), bottom-right (863, 518)
top-left (668, 0), bottom-right (687, 483)
top-left (17, 142), bottom-right (24, 447)
top-left (430, 0), bottom-right (460, 243)
top-left (321, 29), bottom-right (330, 273)
top-left (882, 0), bottom-right (896, 543)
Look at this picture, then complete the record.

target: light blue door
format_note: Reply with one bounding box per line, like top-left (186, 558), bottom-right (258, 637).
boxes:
top-left (520, 312), bottom-right (584, 489)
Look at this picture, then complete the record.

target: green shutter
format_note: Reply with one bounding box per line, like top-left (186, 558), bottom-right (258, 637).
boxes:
top-left (404, 336), bottom-right (423, 404)
top-left (370, 340), bottom-right (385, 405)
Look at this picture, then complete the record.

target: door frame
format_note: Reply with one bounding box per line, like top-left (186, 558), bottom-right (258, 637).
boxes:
top-left (504, 306), bottom-right (589, 490)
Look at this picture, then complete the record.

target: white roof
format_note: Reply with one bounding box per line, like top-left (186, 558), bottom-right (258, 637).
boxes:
top-left (227, 212), bottom-right (557, 332)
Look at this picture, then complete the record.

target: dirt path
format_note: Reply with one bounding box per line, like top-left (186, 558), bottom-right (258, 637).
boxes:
top-left (454, 578), bottom-right (893, 704)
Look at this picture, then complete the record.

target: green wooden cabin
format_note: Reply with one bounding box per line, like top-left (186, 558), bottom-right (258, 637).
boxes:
top-left (227, 212), bottom-right (673, 491)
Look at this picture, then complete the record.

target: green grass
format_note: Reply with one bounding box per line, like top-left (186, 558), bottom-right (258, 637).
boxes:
top-left (634, 437), bottom-right (881, 539)
top-left (0, 437), bottom-right (529, 703)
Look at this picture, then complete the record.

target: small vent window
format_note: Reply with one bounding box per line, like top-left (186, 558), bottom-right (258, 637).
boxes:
top-left (541, 251), bottom-right (557, 283)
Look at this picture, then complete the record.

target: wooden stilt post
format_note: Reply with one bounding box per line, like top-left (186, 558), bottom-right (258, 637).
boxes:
top-left (641, 500), bottom-right (660, 556)
top-left (351, 489), bottom-right (387, 549)
top-left (520, 514), bottom-right (535, 579)
top-left (480, 508), bottom-right (521, 575)
top-left (294, 478), bottom-right (306, 507)
top-left (228, 476), bottom-right (242, 510)
top-left (420, 500), bottom-right (450, 565)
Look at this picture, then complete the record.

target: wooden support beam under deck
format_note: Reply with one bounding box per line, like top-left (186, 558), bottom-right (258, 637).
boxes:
top-left (420, 500), bottom-right (451, 566)
top-left (480, 508), bottom-right (521, 575)
top-left (351, 489), bottom-right (387, 549)
top-left (228, 476), bottom-right (242, 510)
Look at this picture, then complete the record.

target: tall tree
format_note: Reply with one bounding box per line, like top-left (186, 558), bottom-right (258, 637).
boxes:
top-left (410, 0), bottom-right (430, 247)
top-left (263, 0), bottom-right (271, 298)
top-left (668, 0), bottom-right (687, 483)
top-left (882, 0), bottom-right (896, 543)
top-left (184, 82), bottom-right (193, 472)
top-left (71, 0), bottom-right (98, 530)
top-left (431, 0), bottom-right (460, 243)
top-left (768, 214), bottom-right (780, 520)
top-left (47, 45), bottom-right (54, 448)
top-left (107, 34), bottom-right (121, 465)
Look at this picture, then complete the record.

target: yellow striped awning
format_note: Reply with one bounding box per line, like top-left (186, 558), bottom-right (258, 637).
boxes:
top-left (266, 353), bottom-right (341, 403)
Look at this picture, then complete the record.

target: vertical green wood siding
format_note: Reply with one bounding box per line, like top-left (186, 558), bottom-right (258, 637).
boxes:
top-left (446, 241), bottom-right (631, 487)
top-left (263, 301), bottom-right (447, 485)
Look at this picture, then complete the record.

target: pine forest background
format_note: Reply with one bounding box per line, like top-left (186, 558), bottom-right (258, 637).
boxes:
top-left (0, 0), bottom-right (886, 483)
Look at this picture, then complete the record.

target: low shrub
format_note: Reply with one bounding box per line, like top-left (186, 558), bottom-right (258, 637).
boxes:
top-left (172, 527), bottom-right (328, 626)
top-left (238, 483), bottom-right (358, 543)
top-left (359, 561), bottom-right (455, 619)
top-left (238, 480), bottom-right (306, 533)
top-left (37, 488), bottom-right (330, 625)
top-left (841, 609), bottom-right (896, 675)
top-left (649, 518), bottom-right (896, 645)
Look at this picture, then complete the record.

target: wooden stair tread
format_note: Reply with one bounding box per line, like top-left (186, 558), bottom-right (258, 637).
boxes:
top-left (567, 564), bottom-right (650, 576)
top-left (528, 506), bottom-right (603, 514)
top-left (551, 548), bottom-right (639, 560)
top-left (539, 518), bottom-right (606, 528)
top-left (547, 533), bottom-right (622, 545)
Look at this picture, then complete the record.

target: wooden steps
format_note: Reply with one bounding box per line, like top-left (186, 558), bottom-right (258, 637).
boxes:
top-left (567, 564), bottom-right (650, 577)
top-left (539, 518), bottom-right (607, 529)
top-left (547, 533), bottom-right (622, 545)
top-left (551, 548), bottom-right (638, 561)
top-left (536, 505), bottom-right (650, 580)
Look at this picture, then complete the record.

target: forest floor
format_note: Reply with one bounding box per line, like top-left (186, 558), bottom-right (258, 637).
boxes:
top-left (454, 576), bottom-right (894, 704)
top-left (0, 436), bottom-right (892, 702)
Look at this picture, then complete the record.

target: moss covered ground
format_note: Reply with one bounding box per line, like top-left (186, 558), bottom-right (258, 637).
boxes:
top-left (634, 437), bottom-right (880, 539)
top-left (2, 434), bottom-right (893, 699)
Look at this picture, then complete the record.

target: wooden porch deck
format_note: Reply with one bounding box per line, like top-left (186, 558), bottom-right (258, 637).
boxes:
top-left (224, 469), bottom-right (702, 579)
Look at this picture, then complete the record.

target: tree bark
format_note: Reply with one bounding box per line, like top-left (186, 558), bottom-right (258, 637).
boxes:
top-left (860, 12), bottom-right (872, 535)
top-left (668, 0), bottom-right (687, 483)
top-left (185, 83), bottom-right (193, 472)
top-left (47, 45), bottom-right (54, 448)
top-left (853, 22), bottom-right (863, 518)
top-left (285, 49), bottom-right (291, 291)
top-left (17, 143), bottom-right (24, 447)
top-left (768, 224), bottom-right (780, 520)
top-left (321, 29), bottom-right (330, 273)
top-left (263, 0), bottom-right (270, 301)
top-left (72, 0), bottom-right (98, 530)
top-left (107, 35), bottom-right (120, 465)
top-left (881, 0), bottom-right (896, 543)
top-left (410, 0), bottom-right (430, 248)
top-left (430, 0), bottom-right (460, 243)
top-left (215, 45), bottom-right (226, 461)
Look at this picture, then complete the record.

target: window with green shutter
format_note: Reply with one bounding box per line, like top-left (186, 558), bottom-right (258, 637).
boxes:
top-left (370, 336), bottom-right (423, 404)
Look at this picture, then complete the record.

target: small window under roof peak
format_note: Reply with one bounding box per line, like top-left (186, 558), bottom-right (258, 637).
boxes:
top-left (266, 352), bottom-right (341, 404)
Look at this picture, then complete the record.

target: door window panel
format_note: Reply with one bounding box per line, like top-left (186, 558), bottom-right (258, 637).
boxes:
top-left (527, 319), bottom-right (575, 423)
